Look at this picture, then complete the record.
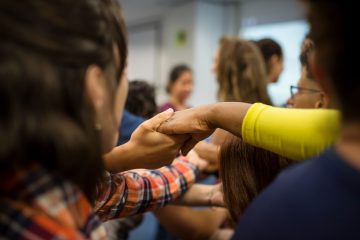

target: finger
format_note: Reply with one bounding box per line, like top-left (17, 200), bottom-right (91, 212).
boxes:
top-left (156, 117), bottom-right (176, 134)
top-left (145, 108), bottom-right (174, 131)
top-left (180, 137), bottom-right (199, 155)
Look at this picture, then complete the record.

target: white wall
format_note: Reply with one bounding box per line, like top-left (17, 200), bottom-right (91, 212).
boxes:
top-left (190, 1), bottom-right (224, 106)
top-left (128, 25), bottom-right (159, 84)
top-left (157, 2), bottom-right (197, 104)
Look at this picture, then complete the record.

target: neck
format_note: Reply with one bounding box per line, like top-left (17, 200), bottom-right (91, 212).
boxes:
top-left (336, 122), bottom-right (360, 171)
top-left (170, 95), bottom-right (186, 109)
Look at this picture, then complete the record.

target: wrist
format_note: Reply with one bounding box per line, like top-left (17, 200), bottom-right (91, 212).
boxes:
top-left (104, 142), bottom-right (135, 172)
top-left (207, 103), bottom-right (222, 130)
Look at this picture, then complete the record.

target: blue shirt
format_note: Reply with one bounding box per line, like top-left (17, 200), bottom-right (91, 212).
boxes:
top-left (233, 147), bottom-right (360, 240)
top-left (117, 110), bottom-right (144, 145)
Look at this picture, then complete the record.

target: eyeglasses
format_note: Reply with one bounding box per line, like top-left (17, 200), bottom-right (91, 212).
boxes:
top-left (290, 85), bottom-right (321, 98)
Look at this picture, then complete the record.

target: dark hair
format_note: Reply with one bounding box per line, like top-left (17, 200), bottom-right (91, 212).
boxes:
top-left (166, 64), bottom-right (191, 93)
top-left (300, 35), bottom-right (315, 80)
top-left (125, 80), bottom-right (157, 119)
top-left (256, 38), bottom-right (283, 73)
top-left (219, 135), bottom-right (292, 222)
top-left (305, 0), bottom-right (355, 120)
top-left (217, 36), bottom-right (272, 105)
top-left (0, 0), bottom-right (127, 200)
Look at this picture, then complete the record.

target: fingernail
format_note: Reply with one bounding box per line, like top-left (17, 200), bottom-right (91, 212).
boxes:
top-left (164, 108), bottom-right (174, 114)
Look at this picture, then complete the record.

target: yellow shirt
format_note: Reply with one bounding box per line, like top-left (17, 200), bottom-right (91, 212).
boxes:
top-left (242, 103), bottom-right (341, 160)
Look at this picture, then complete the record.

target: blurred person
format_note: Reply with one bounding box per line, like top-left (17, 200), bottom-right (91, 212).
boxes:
top-left (211, 36), bottom-right (272, 146)
top-left (214, 37), bottom-right (271, 105)
top-left (256, 38), bottom-right (284, 83)
top-left (159, 64), bottom-right (193, 112)
top-left (193, 36), bottom-right (272, 171)
top-left (287, 36), bottom-right (330, 109)
top-left (219, 135), bottom-right (292, 222)
top-left (125, 80), bottom-right (157, 119)
top-left (118, 80), bottom-right (157, 145)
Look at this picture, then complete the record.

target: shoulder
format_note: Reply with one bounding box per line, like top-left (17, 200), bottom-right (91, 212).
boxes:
top-left (159, 102), bottom-right (175, 112)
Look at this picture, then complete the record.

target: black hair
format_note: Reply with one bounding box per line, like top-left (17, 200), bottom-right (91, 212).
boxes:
top-left (166, 64), bottom-right (191, 93)
top-left (0, 0), bottom-right (127, 200)
top-left (256, 38), bottom-right (283, 73)
top-left (305, 0), bottom-right (355, 120)
top-left (125, 80), bottom-right (157, 119)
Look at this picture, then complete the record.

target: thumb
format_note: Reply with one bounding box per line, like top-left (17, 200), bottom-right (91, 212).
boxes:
top-left (146, 108), bottom-right (174, 131)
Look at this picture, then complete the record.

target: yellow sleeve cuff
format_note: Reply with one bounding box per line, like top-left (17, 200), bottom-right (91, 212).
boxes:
top-left (242, 103), bottom-right (341, 160)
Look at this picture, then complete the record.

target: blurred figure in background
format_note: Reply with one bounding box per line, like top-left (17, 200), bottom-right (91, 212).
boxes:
top-left (159, 64), bottom-right (193, 112)
top-left (118, 80), bottom-right (157, 145)
top-left (256, 38), bottom-right (284, 83)
top-left (126, 80), bottom-right (157, 119)
top-left (219, 135), bottom-right (292, 223)
top-left (287, 36), bottom-right (330, 109)
top-left (211, 36), bottom-right (272, 146)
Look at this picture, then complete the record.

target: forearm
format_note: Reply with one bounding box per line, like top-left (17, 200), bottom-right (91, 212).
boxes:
top-left (193, 141), bottom-right (219, 166)
top-left (104, 142), bottom-right (135, 173)
top-left (208, 102), bottom-right (252, 138)
top-left (172, 184), bottom-right (222, 207)
top-left (95, 157), bottom-right (199, 220)
top-left (241, 103), bottom-right (340, 160)
top-left (104, 140), bottom-right (178, 173)
top-left (154, 206), bottom-right (229, 240)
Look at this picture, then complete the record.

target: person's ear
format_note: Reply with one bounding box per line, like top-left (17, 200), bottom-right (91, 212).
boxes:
top-left (85, 65), bottom-right (106, 123)
top-left (315, 93), bottom-right (324, 108)
top-left (315, 92), bottom-right (330, 109)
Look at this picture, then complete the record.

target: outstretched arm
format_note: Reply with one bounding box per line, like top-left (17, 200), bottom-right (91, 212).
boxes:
top-left (95, 156), bottom-right (199, 221)
top-left (173, 183), bottom-right (224, 207)
top-left (158, 103), bottom-right (340, 160)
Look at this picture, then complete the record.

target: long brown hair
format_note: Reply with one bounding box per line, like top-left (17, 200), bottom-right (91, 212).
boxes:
top-left (219, 135), bottom-right (292, 222)
top-left (0, 0), bottom-right (127, 200)
top-left (217, 36), bottom-right (272, 105)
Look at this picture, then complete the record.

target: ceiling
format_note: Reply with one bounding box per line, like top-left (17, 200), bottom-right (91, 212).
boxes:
top-left (119, 0), bottom-right (245, 25)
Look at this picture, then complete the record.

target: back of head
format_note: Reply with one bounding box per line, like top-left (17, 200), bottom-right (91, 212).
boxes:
top-left (217, 36), bottom-right (272, 105)
top-left (0, 0), bottom-right (127, 199)
top-left (219, 135), bottom-right (292, 222)
top-left (126, 80), bottom-right (157, 119)
top-left (305, 0), bottom-right (355, 120)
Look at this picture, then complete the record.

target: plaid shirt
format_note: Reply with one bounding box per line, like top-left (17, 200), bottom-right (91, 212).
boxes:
top-left (95, 156), bottom-right (199, 220)
top-left (0, 157), bottom-right (198, 239)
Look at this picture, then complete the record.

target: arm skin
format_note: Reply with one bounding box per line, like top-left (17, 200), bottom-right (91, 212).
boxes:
top-left (154, 206), bottom-right (229, 240)
top-left (193, 141), bottom-right (220, 172)
top-left (104, 109), bottom-right (189, 172)
top-left (158, 102), bottom-right (340, 160)
top-left (157, 102), bottom-right (251, 155)
top-left (173, 183), bottom-right (224, 207)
